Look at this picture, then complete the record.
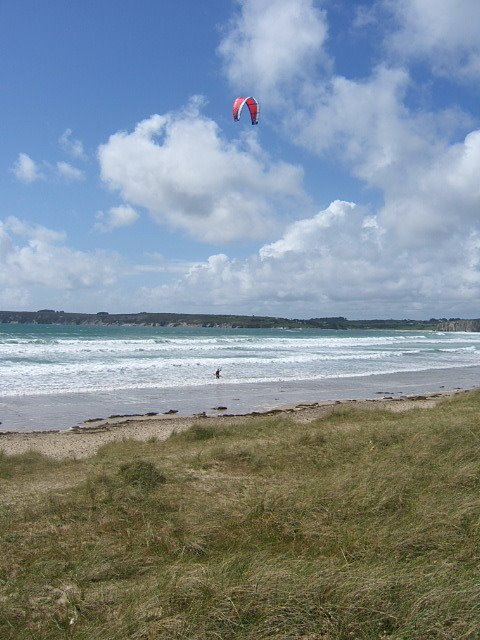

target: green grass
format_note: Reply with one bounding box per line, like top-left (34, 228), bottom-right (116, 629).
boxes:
top-left (0, 450), bottom-right (62, 479)
top-left (1, 392), bottom-right (480, 638)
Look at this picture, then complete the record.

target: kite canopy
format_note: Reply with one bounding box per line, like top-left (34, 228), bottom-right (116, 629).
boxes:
top-left (232, 96), bottom-right (260, 125)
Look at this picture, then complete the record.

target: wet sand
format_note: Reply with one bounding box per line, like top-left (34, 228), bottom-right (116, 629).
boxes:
top-left (0, 387), bottom-right (471, 460)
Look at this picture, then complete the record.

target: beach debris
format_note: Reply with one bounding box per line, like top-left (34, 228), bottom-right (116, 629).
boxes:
top-left (193, 412), bottom-right (207, 418)
top-left (163, 409), bottom-right (178, 415)
top-left (295, 403), bottom-right (320, 409)
top-left (71, 423), bottom-right (110, 433)
top-left (110, 412), bottom-right (158, 418)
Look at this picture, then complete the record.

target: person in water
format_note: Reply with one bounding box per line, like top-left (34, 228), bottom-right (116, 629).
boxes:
top-left (215, 368), bottom-right (221, 379)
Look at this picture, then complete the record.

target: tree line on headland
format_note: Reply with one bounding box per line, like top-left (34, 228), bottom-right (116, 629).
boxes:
top-left (0, 309), bottom-right (478, 331)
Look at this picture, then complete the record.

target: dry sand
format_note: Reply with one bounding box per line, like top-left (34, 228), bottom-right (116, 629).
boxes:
top-left (0, 391), bottom-right (457, 460)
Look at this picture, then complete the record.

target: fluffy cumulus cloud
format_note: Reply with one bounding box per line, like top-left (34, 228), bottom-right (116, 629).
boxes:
top-left (379, 128), bottom-right (480, 243)
top-left (12, 153), bottom-right (43, 183)
top-left (151, 100), bottom-right (480, 316)
top-left (291, 64), bottom-right (480, 245)
top-left (294, 66), bottom-right (426, 184)
top-left (385, 0), bottom-right (480, 81)
top-left (98, 98), bottom-right (305, 242)
top-left (218, 0), bottom-right (480, 242)
top-left (94, 205), bottom-right (139, 232)
top-left (259, 200), bottom-right (357, 259)
top-left (139, 199), bottom-right (480, 317)
top-left (0, 217), bottom-right (121, 289)
top-left (142, 201), bottom-right (388, 314)
top-left (218, 0), bottom-right (329, 99)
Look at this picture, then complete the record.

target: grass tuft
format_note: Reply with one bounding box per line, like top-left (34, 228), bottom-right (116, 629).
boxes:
top-left (118, 459), bottom-right (167, 490)
top-left (0, 449), bottom-right (62, 478)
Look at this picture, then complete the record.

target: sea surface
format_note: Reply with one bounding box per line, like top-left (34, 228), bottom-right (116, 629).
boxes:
top-left (1, 323), bottom-right (480, 432)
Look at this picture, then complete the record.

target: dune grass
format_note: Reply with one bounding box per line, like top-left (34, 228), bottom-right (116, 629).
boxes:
top-left (1, 392), bottom-right (480, 638)
top-left (0, 450), bottom-right (63, 479)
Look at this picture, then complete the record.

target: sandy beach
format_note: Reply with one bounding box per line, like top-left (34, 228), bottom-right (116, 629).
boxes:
top-left (0, 389), bottom-right (462, 460)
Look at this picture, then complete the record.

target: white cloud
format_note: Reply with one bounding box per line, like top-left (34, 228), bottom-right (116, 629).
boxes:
top-left (0, 286), bottom-right (31, 309)
top-left (133, 255), bottom-right (199, 275)
top-left (98, 99), bottom-right (306, 242)
top-left (138, 199), bottom-right (480, 318)
top-left (378, 128), bottom-right (480, 245)
top-left (56, 161), bottom-right (85, 181)
top-left (0, 217), bottom-right (121, 289)
top-left (12, 153), bottom-right (43, 183)
top-left (218, 2), bottom-right (480, 252)
top-left (260, 200), bottom-right (356, 258)
top-left (59, 128), bottom-right (86, 159)
top-left (13, 154), bottom-right (84, 184)
top-left (218, 0), bottom-right (329, 100)
top-left (4, 217), bottom-right (66, 244)
top-left (286, 61), bottom-right (480, 251)
top-left (385, 0), bottom-right (480, 81)
top-left (10, 131), bottom-right (85, 187)
top-left (294, 66), bottom-right (436, 186)
top-left (94, 204), bottom-right (139, 232)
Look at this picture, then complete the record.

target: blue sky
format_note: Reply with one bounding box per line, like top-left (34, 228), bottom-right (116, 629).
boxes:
top-left (1, 0), bottom-right (480, 318)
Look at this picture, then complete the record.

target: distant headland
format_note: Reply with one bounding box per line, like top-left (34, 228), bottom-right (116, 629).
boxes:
top-left (0, 310), bottom-right (478, 331)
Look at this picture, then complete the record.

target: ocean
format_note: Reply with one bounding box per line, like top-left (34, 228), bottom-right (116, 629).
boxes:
top-left (1, 323), bottom-right (480, 432)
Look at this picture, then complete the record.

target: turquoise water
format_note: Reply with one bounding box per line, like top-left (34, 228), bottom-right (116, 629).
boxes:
top-left (1, 323), bottom-right (480, 431)
top-left (1, 323), bottom-right (480, 397)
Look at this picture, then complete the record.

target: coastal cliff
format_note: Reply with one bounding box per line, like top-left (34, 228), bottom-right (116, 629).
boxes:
top-left (437, 319), bottom-right (480, 332)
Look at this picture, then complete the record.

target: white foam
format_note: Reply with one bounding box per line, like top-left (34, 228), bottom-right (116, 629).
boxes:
top-left (1, 327), bottom-right (480, 397)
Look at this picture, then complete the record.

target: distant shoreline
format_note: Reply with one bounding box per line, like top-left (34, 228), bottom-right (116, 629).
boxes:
top-left (1, 309), bottom-right (478, 331)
